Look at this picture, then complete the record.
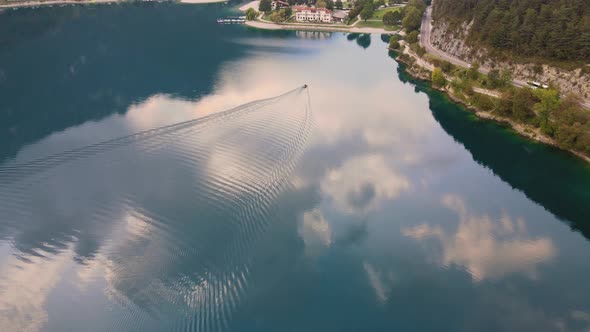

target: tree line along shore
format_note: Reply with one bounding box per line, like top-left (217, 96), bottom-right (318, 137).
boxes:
top-left (387, 1), bottom-right (590, 162)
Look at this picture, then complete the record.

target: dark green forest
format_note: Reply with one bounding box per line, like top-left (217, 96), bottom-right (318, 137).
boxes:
top-left (432, 0), bottom-right (590, 62)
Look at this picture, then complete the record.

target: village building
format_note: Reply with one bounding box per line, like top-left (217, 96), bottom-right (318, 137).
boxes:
top-left (293, 6), bottom-right (333, 23)
top-left (331, 10), bottom-right (348, 23)
top-left (271, 0), bottom-right (290, 11)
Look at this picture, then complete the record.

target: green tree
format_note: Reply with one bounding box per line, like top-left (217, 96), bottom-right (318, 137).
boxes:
top-left (348, 6), bottom-right (361, 19)
top-left (463, 79), bottom-right (474, 95)
top-left (259, 0), bottom-right (272, 13)
top-left (245, 8), bottom-right (258, 20)
top-left (406, 30), bottom-right (419, 43)
top-left (552, 93), bottom-right (590, 150)
top-left (407, 0), bottom-right (426, 12)
top-left (269, 11), bottom-right (284, 22)
top-left (415, 44), bottom-right (426, 57)
top-left (555, 94), bottom-right (588, 125)
top-left (533, 88), bottom-right (561, 135)
top-left (511, 87), bottom-right (535, 121)
top-left (316, 0), bottom-right (327, 8)
top-left (439, 60), bottom-right (453, 73)
top-left (432, 67), bottom-right (446, 87)
top-left (389, 35), bottom-right (400, 49)
top-left (360, 2), bottom-right (375, 21)
top-left (533, 89), bottom-right (560, 116)
top-left (382, 11), bottom-right (397, 26)
top-left (335, 0), bottom-right (343, 9)
top-left (326, 0), bottom-right (334, 10)
top-left (284, 7), bottom-right (292, 18)
top-left (402, 6), bottom-right (422, 31)
top-left (555, 123), bottom-right (584, 149)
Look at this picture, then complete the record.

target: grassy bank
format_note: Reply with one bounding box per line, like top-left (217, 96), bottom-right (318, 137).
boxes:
top-left (355, 20), bottom-right (398, 30)
top-left (372, 6), bottom-right (401, 19)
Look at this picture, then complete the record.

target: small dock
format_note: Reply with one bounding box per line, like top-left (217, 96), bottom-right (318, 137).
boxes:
top-left (217, 16), bottom-right (246, 24)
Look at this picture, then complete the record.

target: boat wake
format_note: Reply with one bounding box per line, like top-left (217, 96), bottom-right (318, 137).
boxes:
top-left (0, 86), bottom-right (308, 185)
top-left (0, 86), bottom-right (312, 331)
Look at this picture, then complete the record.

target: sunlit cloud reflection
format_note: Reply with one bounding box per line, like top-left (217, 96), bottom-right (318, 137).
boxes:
top-left (402, 194), bottom-right (556, 281)
top-left (0, 250), bottom-right (73, 332)
top-left (299, 209), bottom-right (332, 256)
top-left (363, 262), bottom-right (395, 304)
top-left (321, 154), bottom-right (410, 214)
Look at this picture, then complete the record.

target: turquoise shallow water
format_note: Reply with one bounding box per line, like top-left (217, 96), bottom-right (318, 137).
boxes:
top-left (1, 3), bottom-right (590, 331)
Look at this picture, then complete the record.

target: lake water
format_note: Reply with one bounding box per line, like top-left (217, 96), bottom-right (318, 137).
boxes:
top-left (1, 3), bottom-right (590, 332)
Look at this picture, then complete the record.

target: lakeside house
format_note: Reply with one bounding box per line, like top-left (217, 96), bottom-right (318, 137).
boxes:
top-left (331, 10), bottom-right (347, 23)
top-left (293, 5), bottom-right (333, 23)
top-left (271, 0), bottom-right (289, 11)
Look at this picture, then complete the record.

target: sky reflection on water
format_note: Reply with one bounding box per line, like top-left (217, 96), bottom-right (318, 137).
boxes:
top-left (1, 5), bottom-right (590, 331)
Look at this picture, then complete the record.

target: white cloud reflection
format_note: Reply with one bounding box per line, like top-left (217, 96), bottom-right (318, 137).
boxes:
top-left (299, 209), bottom-right (332, 256)
top-left (402, 194), bottom-right (556, 281)
top-left (0, 250), bottom-right (73, 332)
top-left (321, 154), bottom-right (410, 214)
top-left (363, 262), bottom-right (395, 304)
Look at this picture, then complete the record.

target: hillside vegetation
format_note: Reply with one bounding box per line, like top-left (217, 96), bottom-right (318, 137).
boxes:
top-left (432, 0), bottom-right (590, 62)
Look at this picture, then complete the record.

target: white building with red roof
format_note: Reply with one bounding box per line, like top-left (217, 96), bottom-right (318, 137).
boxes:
top-left (293, 6), bottom-right (333, 23)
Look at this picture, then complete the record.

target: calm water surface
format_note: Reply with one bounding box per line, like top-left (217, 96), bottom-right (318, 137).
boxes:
top-left (1, 3), bottom-right (590, 332)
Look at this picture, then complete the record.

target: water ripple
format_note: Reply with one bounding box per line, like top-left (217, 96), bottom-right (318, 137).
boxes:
top-left (0, 86), bottom-right (312, 331)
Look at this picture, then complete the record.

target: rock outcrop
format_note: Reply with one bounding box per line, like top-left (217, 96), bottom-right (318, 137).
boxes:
top-left (431, 20), bottom-right (590, 100)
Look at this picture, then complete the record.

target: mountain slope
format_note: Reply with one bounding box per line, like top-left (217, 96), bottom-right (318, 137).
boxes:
top-left (432, 0), bottom-right (590, 62)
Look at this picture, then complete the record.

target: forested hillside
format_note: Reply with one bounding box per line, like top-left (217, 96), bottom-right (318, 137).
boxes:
top-left (432, 0), bottom-right (590, 62)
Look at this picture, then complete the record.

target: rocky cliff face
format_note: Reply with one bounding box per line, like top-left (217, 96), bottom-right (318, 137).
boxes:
top-left (431, 20), bottom-right (590, 100)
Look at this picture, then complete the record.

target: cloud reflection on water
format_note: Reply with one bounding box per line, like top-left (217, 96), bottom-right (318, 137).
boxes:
top-left (299, 209), bottom-right (332, 256)
top-left (403, 194), bottom-right (556, 281)
top-left (0, 28), bottom-right (587, 332)
top-left (321, 154), bottom-right (410, 214)
top-left (0, 249), bottom-right (74, 332)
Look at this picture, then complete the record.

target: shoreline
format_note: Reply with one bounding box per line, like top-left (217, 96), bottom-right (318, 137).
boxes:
top-left (394, 48), bottom-right (590, 164)
top-left (238, 1), bottom-right (398, 35)
top-left (238, 0), bottom-right (257, 11)
top-left (0, 0), bottom-right (226, 9)
top-left (0, 0), bottom-right (118, 8)
top-left (179, 0), bottom-right (226, 3)
top-left (244, 20), bottom-right (398, 34)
